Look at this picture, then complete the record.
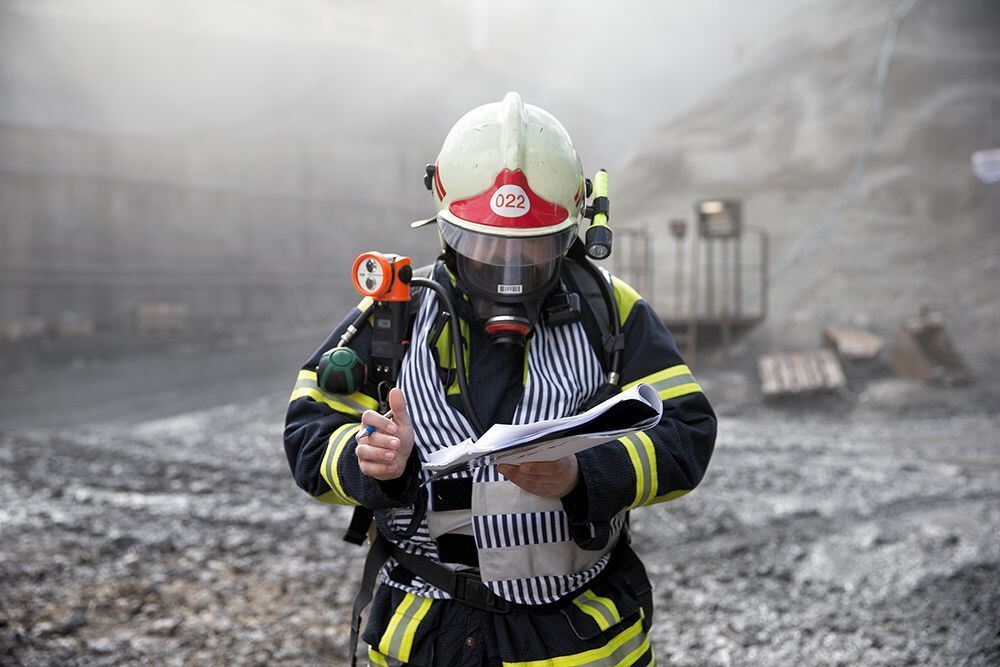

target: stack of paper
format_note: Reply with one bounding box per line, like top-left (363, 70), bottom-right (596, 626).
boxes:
top-left (422, 383), bottom-right (662, 481)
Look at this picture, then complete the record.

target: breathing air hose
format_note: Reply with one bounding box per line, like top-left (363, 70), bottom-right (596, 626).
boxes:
top-left (411, 277), bottom-right (486, 438)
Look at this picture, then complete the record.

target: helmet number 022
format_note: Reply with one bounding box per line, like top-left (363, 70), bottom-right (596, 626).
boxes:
top-left (490, 184), bottom-right (530, 218)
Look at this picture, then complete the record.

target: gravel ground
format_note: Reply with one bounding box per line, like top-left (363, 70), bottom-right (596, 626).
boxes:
top-left (1, 386), bottom-right (997, 665)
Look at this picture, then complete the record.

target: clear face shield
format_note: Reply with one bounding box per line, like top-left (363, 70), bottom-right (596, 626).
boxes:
top-left (439, 220), bottom-right (576, 301)
top-left (438, 218), bottom-right (577, 345)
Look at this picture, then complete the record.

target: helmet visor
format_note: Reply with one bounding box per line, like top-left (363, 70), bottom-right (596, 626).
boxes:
top-left (439, 219), bottom-right (576, 298)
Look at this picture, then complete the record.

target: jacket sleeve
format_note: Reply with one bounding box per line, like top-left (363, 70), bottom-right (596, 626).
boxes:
top-left (283, 299), bottom-right (422, 510)
top-left (562, 276), bottom-right (717, 540)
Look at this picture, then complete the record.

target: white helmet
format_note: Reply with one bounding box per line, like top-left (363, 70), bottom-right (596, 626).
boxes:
top-left (422, 92), bottom-right (587, 343)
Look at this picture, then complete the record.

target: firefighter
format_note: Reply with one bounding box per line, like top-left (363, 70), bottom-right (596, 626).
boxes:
top-left (284, 92), bottom-right (716, 666)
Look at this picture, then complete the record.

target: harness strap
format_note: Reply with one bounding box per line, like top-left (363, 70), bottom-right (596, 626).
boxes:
top-left (344, 507), bottom-right (373, 546)
top-left (348, 533), bottom-right (393, 667)
top-left (389, 541), bottom-right (511, 614)
top-left (615, 520), bottom-right (654, 633)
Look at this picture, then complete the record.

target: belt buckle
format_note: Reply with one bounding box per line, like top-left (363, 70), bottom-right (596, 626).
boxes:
top-left (454, 570), bottom-right (511, 614)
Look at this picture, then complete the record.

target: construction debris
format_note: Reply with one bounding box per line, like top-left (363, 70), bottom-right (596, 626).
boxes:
top-left (888, 308), bottom-right (972, 385)
top-left (758, 348), bottom-right (847, 398)
top-left (823, 326), bottom-right (883, 361)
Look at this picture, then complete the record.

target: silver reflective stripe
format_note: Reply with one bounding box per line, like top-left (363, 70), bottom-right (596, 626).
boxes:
top-left (426, 509), bottom-right (474, 539)
top-left (477, 535), bottom-right (616, 582)
top-left (587, 618), bottom-right (649, 667)
top-left (385, 595), bottom-right (416, 659)
top-left (368, 647), bottom-right (404, 667)
top-left (574, 591), bottom-right (619, 630)
top-left (293, 375), bottom-right (372, 414)
top-left (621, 432), bottom-right (653, 503)
top-left (472, 480), bottom-right (563, 516)
top-left (649, 371), bottom-right (696, 394)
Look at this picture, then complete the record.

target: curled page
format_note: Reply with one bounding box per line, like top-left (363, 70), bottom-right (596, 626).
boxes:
top-left (422, 383), bottom-right (662, 482)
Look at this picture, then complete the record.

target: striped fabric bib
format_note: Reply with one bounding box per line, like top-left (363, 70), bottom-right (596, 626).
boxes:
top-left (386, 277), bottom-right (625, 606)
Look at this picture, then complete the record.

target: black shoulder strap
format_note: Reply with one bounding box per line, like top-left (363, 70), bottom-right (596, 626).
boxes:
top-left (562, 255), bottom-right (612, 372)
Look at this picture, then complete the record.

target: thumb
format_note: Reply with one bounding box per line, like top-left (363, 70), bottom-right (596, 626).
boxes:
top-left (388, 387), bottom-right (411, 427)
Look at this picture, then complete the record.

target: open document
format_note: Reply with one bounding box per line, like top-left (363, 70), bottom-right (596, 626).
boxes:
top-left (422, 383), bottom-right (662, 482)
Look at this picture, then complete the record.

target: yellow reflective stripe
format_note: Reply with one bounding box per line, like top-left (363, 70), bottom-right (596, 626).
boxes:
top-left (623, 364), bottom-right (691, 389)
top-left (623, 364), bottom-right (703, 402)
top-left (573, 594), bottom-right (611, 630)
top-left (622, 632), bottom-right (652, 666)
top-left (659, 382), bottom-right (702, 401)
top-left (649, 488), bottom-right (691, 506)
top-left (398, 595), bottom-right (432, 661)
top-left (573, 590), bottom-right (621, 631)
top-left (367, 646), bottom-right (390, 667)
top-left (501, 616), bottom-right (646, 667)
top-left (584, 590), bottom-right (621, 626)
top-left (289, 369), bottom-right (378, 415)
top-left (620, 432), bottom-right (655, 508)
top-left (636, 432), bottom-right (657, 507)
top-left (611, 276), bottom-right (641, 326)
top-left (620, 436), bottom-right (645, 510)
top-left (378, 593), bottom-right (432, 661)
top-left (309, 489), bottom-right (345, 505)
top-left (319, 423), bottom-right (360, 506)
top-left (378, 593), bottom-right (416, 656)
top-left (357, 296), bottom-right (374, 312)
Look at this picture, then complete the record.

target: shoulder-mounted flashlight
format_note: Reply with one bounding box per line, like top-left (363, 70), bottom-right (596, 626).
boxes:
top-left (584, 169), bottom-right (612, 260)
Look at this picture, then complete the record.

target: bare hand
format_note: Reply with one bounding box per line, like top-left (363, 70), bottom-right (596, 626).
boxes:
top-left (355, 388), bottom-right (414, 481)
top-left (498, 457), bottom-right (580, 499)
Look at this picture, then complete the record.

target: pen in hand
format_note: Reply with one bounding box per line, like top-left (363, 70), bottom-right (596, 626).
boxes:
top-left (358, 410), bottom-right (393, 440)
top-left (355, 388), bottom-right (412, 481)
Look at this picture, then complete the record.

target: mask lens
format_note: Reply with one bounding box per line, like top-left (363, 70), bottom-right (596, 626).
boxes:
top-left (438, 219), bottom-right (575, 299)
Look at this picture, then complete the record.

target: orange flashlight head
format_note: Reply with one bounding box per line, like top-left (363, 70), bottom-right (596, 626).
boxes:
top-left (352, 252), bottom-right (412, 301)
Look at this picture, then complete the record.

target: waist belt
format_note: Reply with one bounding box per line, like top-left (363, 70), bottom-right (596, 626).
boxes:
top-left (389, 539), bottom-right (510, 613)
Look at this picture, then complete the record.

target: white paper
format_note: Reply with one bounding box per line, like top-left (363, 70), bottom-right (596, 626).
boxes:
top-left (422, 383), bottom-right (662, 481)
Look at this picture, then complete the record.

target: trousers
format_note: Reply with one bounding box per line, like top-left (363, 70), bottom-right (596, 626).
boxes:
top-left (361, 557), bottom-right (655, 667)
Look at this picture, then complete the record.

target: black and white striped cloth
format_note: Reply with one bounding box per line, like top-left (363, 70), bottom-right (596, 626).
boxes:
top-left (382, 285), bottom-right (622, 606)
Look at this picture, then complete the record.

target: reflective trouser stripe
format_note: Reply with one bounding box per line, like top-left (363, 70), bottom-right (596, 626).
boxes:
top-left (377, 593), bottom-right (433, 663)
top-left (573, 589), bottom-right (621, 631)
top-left (319, 423), bottom-right (361, 506)
top-left (289, 369), bottom-right (378, 415)
top-left (623, 364), bottom-right (702, 402)
top-left (367, 647), bottom-right (402, 667)
top-left (502, 615), bottom-right (651, 666)
top-left (620, 432), bottom-right (657, 509)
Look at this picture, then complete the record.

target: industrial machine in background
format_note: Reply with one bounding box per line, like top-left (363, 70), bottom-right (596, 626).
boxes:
top-left (613, 198), bottom-right (769, 362)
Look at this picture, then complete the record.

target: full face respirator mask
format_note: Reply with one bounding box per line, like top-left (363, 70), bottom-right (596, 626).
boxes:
top-left (439, 219), bottom-right (576, 347)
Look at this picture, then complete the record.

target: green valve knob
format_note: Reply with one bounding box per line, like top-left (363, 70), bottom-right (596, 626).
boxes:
top-left (317, 346), bottom-right (366, 395)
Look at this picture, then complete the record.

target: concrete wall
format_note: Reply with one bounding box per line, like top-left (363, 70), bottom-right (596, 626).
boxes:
top-left (0, 123), bottom-right (439, 332)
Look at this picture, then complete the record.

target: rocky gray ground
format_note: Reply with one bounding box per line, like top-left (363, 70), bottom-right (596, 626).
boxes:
top-left (1, 374), bottom-right (997, 665)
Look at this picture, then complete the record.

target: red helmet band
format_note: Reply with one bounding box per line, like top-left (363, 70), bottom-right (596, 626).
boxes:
top-left (448, 169), bottom-right (569, 231)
